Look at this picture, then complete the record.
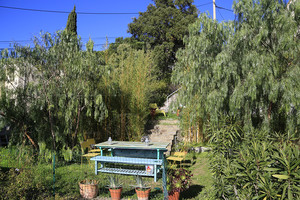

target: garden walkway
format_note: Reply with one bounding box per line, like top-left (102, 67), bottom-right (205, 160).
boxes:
top-left (148, 119), bottom-right (180, 155)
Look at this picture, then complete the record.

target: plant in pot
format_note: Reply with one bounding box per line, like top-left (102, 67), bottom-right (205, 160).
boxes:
top-left (131, 176), bottom-right (151, 200)
top-left (107, 175), bottom-right (122, 200)
top-left (167, 168), bottom-right (193, 200)
top-left (79, 179), bottom-right (99, 199)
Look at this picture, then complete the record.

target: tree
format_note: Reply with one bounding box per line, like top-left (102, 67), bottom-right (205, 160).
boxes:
top-left (0, 32), bottom-right (107, 152)
top-left (128, 0), bottom-right (198, 81)
top-left (66, 6), bottom-right (77, 35)
top-left (172, 0), bottom-right (299, 135)
top-left (104, 44), bottom-right (164, 140)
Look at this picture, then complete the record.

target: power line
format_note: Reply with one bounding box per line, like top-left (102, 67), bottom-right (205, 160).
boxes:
top-left (217, 9), bottom-right (225, 20)
top-left (0, 43), bottom-right (111, 49)
top-left (0, 3), bottom-right (212, 15)
top-left (0, 37), bottom-right (120, 43)
top-left (0, 5), bottom-right (139, 15)
top-left (195, 2), bottom-right (212, 7)
top-left (0, 40), bottom-right (32, 43)
top-left (215, 5), bottom-right (233, 12)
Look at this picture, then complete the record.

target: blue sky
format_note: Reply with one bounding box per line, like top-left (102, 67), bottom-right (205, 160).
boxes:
top-left (0, 0), bottom-right (235, 51)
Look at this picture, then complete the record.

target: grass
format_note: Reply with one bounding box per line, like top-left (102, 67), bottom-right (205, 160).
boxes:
top-left (155, 112), bottom-right (178, 121)
top-left (179, 152), bottom-right (214, 200)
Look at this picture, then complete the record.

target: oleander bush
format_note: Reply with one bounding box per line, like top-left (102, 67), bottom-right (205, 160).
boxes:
top-left (209, 118), bottom-right (299, 199)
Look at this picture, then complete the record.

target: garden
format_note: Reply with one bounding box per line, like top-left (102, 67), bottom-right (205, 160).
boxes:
top-left (0, 144), bottom-right (215, 199)
top-left (0, 0), bottom-right (299, 199)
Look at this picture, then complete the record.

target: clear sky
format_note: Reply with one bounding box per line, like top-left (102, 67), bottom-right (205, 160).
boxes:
top-left (0, 0), bottom-right (235, 51)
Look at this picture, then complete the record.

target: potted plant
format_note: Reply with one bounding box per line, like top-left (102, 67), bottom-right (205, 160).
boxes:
top-left (107, 175), bottom-right (122, 200)
top-left (167, 168), bottom-right (193, 200)
top-left (131, 176), bottom-right (151, 200)
top-left (78, 179), bottom-right (99, 199)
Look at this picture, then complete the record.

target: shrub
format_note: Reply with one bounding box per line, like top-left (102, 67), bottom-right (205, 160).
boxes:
top-left (167, 168), bottom-right (193, 194)
top-left (1, 167), bottom-right (50, 200)
top-left (210, 139), bottom-right (299, 199)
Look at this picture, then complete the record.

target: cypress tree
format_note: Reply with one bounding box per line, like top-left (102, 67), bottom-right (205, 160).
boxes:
top-left (66, 6), bottom-right (77, 35)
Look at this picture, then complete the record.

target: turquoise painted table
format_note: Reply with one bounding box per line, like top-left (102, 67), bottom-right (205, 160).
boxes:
top-left (91, 141), bottom-right (169, 182)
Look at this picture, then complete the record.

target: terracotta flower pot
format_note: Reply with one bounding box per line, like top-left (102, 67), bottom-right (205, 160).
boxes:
top-left (168, 191), bottom-right (180, 200)
top-left (135, 188), bottom-right (151, 200)
top-left (109, 187), bottom-right (122, 200)
top-left (79, 180), bottom-right (99, 199)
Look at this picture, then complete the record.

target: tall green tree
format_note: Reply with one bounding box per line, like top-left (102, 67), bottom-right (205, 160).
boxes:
top-left (128, 0), bottom-right (198, 81)
top-left (0, 32), bottom-right (106, 151)
top-left (104, 44), bottom-right (163, 140)
top-left (173, 0), bottom-right (299, 134)
top-left (66, 6), bottom-right (77, 35)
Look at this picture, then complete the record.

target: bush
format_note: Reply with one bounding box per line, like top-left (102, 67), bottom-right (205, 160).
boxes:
top-left (1, 167), bottom-right (50, 200)
top-left (210, 135), bottom-right (299, 199)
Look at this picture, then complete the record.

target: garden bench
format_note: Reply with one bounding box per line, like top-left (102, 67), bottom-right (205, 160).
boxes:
top-left (167, 151), bottom-right (191, 167)
top-left (80, 138), bottom-right (101, 165)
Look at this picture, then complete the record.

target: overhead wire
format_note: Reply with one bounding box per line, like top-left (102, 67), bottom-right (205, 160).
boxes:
top-left (0, 5), bottom-right (139, 15)
top-left (195, 2), bottom-right (212, 7)
top-left (0, 2), bottom-right (213, 15)
top-left (0, 2), bottom-right (233, 49)
top-left (217, 9), bottom-right (225, 20)
top-left (215, 5), bottom-right (234, 12)
top-left (0, 37), bottom-right (119, 44)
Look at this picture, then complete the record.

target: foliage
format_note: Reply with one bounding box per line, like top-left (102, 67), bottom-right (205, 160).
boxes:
top-left (211, 140), bottom-right (299, 199)
top-left (167, 168), bottom-right (193, 194)
top-left (128, 0), bottom-right (198, 81)
top-left (107, 175), bottom-right (122, 189)
top-left (104, 44), bottom-right (164, 140)
top-left (172, 0), bottom-right (300, 135)
top-left (0, 167), bottom-right (50, 200)
top-left (0, 31), bottom-right (164, 158)
top-left (206, 115), bottom-right (243, 154)
top-left (38, 142), bottom-right (53, 163)
top-left (207, 115), bottom-right (300, 200)
top-left (131, 175), bottom-right (150, 191)
top-left (107, 37), bottom-right (145, 55)
top-left (65, 6), bottom-right (77, 35)
top-left (0, 31), bottom-right (107, 153)
top-left (80, 179), bottom-right (98, 185)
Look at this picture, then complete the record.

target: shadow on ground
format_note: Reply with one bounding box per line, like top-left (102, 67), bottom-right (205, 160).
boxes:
top-left (0, 167), bottom-right (11, 173)
top-left (180, 184), bottom-right (204, 199)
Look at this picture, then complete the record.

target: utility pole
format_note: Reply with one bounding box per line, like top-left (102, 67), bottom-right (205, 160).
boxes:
top-left (213, 0), bottom-right (216, 20)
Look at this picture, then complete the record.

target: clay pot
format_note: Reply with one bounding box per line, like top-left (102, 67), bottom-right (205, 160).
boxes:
top-left (135, 188), bottom-right (151, 200)
top-left (168, 191), bottom-right (180, 200)
top-left (109, 187), bottom-right (122, 200)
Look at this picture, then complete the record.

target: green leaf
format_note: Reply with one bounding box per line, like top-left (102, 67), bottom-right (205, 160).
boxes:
top-left (263, 167), bottom-right (280, 172)
top-left (253, 194), bottom-right (266, 199)
top-left (48, 104), bottom-right (54, 110)
top-left (272, 174), bottom-right (290, 179)
top-left (288, 187), bottom-right (292, 200)
top-left (236, 173), bottom-right (247, 177)
top-left (293, 185), bottom-right (300, 191)
top-left (242, 182), bottom-right (252, 189)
